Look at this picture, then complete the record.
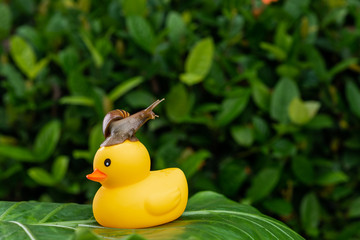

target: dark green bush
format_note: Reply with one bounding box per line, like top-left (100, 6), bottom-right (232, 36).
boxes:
top-left (1, 0), bottom-right (360, 239)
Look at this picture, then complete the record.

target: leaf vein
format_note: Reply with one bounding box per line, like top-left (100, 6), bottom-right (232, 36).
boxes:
top-left (9, 221), bottom-right (36, 240)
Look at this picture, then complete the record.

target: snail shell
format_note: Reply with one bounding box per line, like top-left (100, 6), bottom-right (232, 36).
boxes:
top-left (103, 109), bottom-right (130, 139)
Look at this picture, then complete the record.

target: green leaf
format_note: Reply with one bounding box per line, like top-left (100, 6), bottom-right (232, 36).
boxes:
top-left (260, 42), bottom-right (287, 61)
top-left (59, 96), bottom-right (94, 106)
top-left (251, 80), bottom-right (270, 111)
top-left (0, 145), bottom-right (35, 162)
top-left (300, 192), bottom-right (320, 237)
top-left (89, 124), bottom-right (103, 162)
top-left (28, 57), bottom-right (49, 79)
top-left (108, 76), bottom-right (144, 102)
top-left (0, 3), bottom-right (12, 40)
top-left (0, 191), bottom-right (304, 239)
top-left (288, 98), bottom-right (310, 125)
top-left (121, 0), bottom-right (147, 16)
top-left (328, 58), bottom-right (358, 80)
top-left (219, 160), bottom-right (247, 197)
top-left (10, 36), bottom-right (36, 79)
top-left (252, 116), bottom-right (270, 142)
top-left (246, 167), bottom-right (281, 203)
top-left (126, 16), bottom-right (156, 53)
top-left (270, 78), bottom-right (300, 123)
top-left (33, 120), bottom-right (61, 162)
top-left (348, 197), bottom-right (360, 218)
top-left (28, 167), bottom-right (56, 186)
top-left (0, 64), bottom-right (26, 97)
top-left (230, 125), bottom-right (254, 147)
top-left (166, 11), bottom-right (186, 43)
top-left (180, 38), bottom-right (214, 86)
top-left (305, 101), bottom-right (321, 119)
top-left (263, 198), bottom-right (293, 216)
top-left (346, 80), bottom-right (360, 118)
top-left (51, 156), bottom-right (69, 182)
top-left (216, 88), bottom-right (251, 126)
top-left (80, 32), bottom-right (103, 68)
top-left (305, 114), bottom-right (334, 129)
top-left (316, 171), bottom-right (349, 186)
top-left (291, 156), bottom-right (314, 184)
top-left (58, 46), bottom-right (80, 74)
top-left (179, 150), bottom-right (211, 179)
top-left (165, 84), bottom-right (192, 123)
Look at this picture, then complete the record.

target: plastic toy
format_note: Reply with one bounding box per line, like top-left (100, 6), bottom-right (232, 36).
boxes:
top-left (86, 99), bottom-right (188, 229)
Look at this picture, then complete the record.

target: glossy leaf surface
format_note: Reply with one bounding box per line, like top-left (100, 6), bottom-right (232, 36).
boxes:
top-left (0, 191), bottom-right (304, 240)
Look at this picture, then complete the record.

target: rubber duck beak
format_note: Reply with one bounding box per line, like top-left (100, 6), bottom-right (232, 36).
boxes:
top-left (86, 169), bottom-right (107, 182)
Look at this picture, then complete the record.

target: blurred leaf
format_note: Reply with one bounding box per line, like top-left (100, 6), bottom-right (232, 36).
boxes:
top-left (305, 101), bottom-right (321, 119)
top-left (346, 80), bottom-right (360, 118)
top-left (58, 46), bottom-right (80, 74)
top-left (271, 78), bottom-right (300, 123)
top-left (121, 0), bottom-right (147, 16)
top-left (10, 36), bottom-right (36, 79)
top-left (59, 96), bottom-right (94, 106)
top-left (0, 3), bottom-right (12, 40)
top-left (124, 90), bottom-right (155, 108)
top-left (328, 58), bottom-right (358, 80)
top-left (291, 156), bottom-right (314, 184)
top-left (219, 160), bottom-right (247, 197)
top-left (260, 42), bottom-right (286, 61)
top-left (246, 167), bottom-right (281, 203)
top-left (165, 84), bottom-right (192, 123)
top-left (28, 167), bottom-right (56, 186)
top-left (271, 139), bottom-right (297, 158)
top-left (300, 192), bottom-right (320, 237)
top-left (52, 156), bottom-right (69, 182)
top-left (252, 116), bottom-right (270, 142)
top-left (216, 88), bottom-right (251, 126)
top-left (348, 197), bottom-right (360, 218)
top-left (34, 120), bottom-right (61, 161)
top-left (283, 0), bottom-right (310, 19)
top-left (277, 64), bottom-right (299, 78)
top-left (81, 32), bottom-right (103, 68)
top-left (180, 38), bottom-right (214, 86)
top-left (126, 15), bottom-right (156, 53)
top-left (179, 150), bottom-right (210, 179)
top-left (66, 71), bottom-right (92, 97)
top-left (166, 11), bottom-right (186, 43)
top-left (89, 124), bottom-right (103, 162)
top-left (108, 76), bottom-right (144, 102)
top-left (288, 98), bottom-right (310, 125)
top-left (263, 198), bottom-right (293, 216)
top-left (0, 64), bottom-right (26, 97)
top-left (231, 125), bottom-right (254, 147)
top-left (251, 80), bottom-right (270, 111)
top-left (28, 58), bottom-right (49, 79)
top-left (316, 171), bottom-right (349, 186)
top-left (0, 145), bottom-right (35, 162)
top-left (305, 114), bottom-right (334, 129)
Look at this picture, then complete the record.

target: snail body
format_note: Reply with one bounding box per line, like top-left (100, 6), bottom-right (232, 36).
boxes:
top-left (86, 99), bottom-right (188, 229)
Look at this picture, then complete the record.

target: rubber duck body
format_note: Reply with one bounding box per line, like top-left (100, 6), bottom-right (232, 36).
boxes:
top-left (86, 99), bottom-right (188, 229)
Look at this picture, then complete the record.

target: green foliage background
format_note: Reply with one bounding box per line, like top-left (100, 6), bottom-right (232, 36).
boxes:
top-left (0, 0), bottom-right (360, 239)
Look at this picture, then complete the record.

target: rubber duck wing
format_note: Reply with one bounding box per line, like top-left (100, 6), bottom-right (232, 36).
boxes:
top-left (145, 187), bottom-right (181, 216)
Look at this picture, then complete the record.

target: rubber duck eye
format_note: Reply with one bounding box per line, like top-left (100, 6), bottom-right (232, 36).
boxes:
top-left (104, 158), bottom-right (111, 167)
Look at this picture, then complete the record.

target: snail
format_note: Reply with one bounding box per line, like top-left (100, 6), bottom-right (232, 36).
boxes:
top-left (101, 98), bottom-right (164, 147)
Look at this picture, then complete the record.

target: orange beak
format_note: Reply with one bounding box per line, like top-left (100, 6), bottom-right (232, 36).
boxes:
top-left (86, 169), bottom-right (107, 182)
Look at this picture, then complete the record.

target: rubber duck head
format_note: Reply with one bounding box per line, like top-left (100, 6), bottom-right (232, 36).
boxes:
top-left (87, 99), bottom-right (164, 188)
top-left (87, 140), bottom-right (150, 188)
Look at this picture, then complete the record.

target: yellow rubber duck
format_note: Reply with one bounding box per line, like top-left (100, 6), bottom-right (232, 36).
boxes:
top-left (86, 99), bottom-right (188, 229)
